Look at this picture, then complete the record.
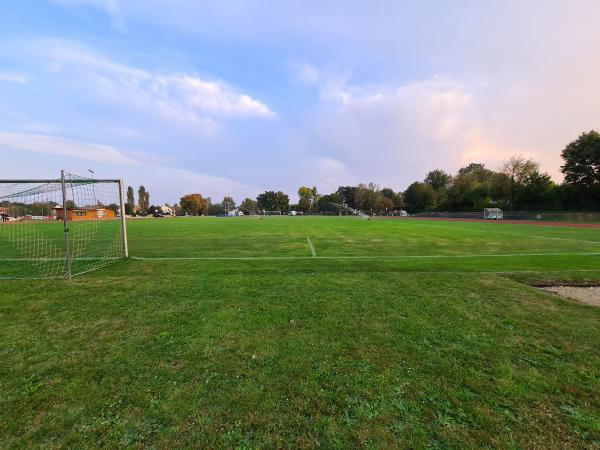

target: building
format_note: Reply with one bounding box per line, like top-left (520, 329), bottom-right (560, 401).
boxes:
top-left (53, 206), bottom-right (117, 221)
top-left (159, 205), bottom-right (175, 216)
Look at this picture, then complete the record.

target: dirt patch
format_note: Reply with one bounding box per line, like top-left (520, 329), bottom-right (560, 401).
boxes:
top-left (541, 286), bottom-right (600, 307)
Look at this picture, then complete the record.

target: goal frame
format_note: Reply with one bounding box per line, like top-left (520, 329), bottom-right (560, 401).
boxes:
top-left (0, 171), bottom-right (128, 280)
top-left (483, 208), bottom-right (503, 221)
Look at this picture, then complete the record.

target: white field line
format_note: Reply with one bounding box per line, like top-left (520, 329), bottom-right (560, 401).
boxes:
top-left (126, 252), bottom-right (600, 261)
top-left (0, 257), bottom-right (121, 261)
top-left (306, 237), bottom-right (316, 257)
top-left (4, 268), bottom-right (600, 281)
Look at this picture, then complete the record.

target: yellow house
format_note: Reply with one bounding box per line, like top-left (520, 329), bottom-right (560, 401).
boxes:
top-left (54, 207), bottom-right (116, 221)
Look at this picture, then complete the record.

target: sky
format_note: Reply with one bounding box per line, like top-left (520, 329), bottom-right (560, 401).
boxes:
top-left (1, 1), bottom-right (599, 204)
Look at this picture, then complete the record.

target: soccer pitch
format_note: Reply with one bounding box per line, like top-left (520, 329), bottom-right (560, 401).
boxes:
top-left (1, 216), bottom-right (599, 448)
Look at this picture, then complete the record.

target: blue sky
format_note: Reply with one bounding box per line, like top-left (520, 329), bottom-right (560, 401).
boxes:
top-left (1, 1), bottom-right (600, 204)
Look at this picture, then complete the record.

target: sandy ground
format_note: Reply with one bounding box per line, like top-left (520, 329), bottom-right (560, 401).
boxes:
top-left (541, 286), bottom-right (600, 307)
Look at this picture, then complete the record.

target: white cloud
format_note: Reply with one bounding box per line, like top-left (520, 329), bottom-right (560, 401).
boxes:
top-left (0, 130), bottom-right (257, 202)
top-left (298, 74), bottom-right (543, 189)
top-left (0, 71), bottom-right (28, 84)
top-left (18, 39), bottom-right (273, 133)
top-left (158, 74), bottom-right (274, 118)
top-left (0, 131), bottom-right (137, 165)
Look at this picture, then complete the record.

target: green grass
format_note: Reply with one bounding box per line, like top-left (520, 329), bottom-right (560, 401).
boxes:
top-left (1, 216), bottom-right (599, 448)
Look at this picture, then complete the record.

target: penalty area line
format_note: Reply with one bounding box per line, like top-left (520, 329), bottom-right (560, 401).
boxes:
top-left (306, 237), bottom-right (316, 257)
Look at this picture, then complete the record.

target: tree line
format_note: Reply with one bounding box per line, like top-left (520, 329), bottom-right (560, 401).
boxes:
top-left (125, 186), bottom-right (150, 215)
top-left (143, 130), bottom-right (600, 215)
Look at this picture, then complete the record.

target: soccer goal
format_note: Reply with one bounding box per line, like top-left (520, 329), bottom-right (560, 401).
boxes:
top-left (0, 171), bottom-right (128, 279)
top-left (483, 208), bottom-right (503, 220)
top-left (262, 210), bottom-right (282, 216)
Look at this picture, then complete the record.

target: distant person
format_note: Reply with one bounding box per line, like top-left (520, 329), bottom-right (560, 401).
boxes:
top-left (1, 213), bottom-right (8, 223)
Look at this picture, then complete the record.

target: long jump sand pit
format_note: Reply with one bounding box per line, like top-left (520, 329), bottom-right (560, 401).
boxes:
top-left (541, 285), bottom-right (600, 307)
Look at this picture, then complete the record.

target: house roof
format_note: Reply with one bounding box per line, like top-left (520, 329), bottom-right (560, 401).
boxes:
top-left (52, 206), bottom-right (108, 211)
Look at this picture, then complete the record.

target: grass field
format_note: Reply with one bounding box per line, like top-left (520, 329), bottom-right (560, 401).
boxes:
top-left (1, 216), bottom-right (600, 448)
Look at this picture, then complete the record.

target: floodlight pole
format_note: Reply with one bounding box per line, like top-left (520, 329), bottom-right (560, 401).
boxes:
top-left (61, 170), bottom-right (72, 280)
top-left (118, 179), bottom-right (129, 258)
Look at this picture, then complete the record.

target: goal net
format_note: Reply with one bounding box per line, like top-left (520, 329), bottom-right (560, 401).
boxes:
top-left (262, 210), bottom-right (283, 216)
top-left (0, 171), bottom-right (128, 279)
top-left (483, 208), bottom-right (503, 220)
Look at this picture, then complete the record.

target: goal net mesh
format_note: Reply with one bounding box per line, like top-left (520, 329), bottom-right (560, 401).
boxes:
top-left (0, 172), bottom-right (126, 279)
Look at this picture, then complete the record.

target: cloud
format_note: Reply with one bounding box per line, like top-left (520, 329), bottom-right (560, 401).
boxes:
top-left (0, 130), bottom-right (258, 202)
top-left (157, 74), bottom-right (274, 118)
top-left (297, 74), bottom-right (541, 189)
top-left (0, 131), bottom-right (137, 165)
top-left (14, 39), bottom-right (273, 134)
top-left (310, 157), bottom-right (358, 193)
top-left (0, 71), bottom-right (28, 84)
top-left (9, 1), bottom-right (600, 196)
top-left (157, 168), bottom-right (254, 200)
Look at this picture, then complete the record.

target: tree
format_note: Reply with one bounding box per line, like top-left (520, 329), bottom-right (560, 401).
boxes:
top-left (464, 183), bottom-right (491, 209)
top-left (500, 155), bottom-right (537, 207)
top-left (337, 186), bottom-right (356, 209)
top-left (380, 187), bottom-right (404, 209)
top-left (298, 186), bottom-right (319, 213)
top-left (126, 186), bottom-right (135, 215)
top-left (445, 163), bottom-right (495, 210)
top-left (239, 198), bottom-right (258, 215)
top-left (404, 182), bottom-right (436, 212)
top-left (221, 196), bottom-right (236, 214)
top-left (424, 169), bottom-right (452, 192)
top-left (374, 195), bottom-right (395, 214)
top-left (138, 186), bottom-right (150, 214)
top-left (561, 131), bottom-right (600, 188)
top-left (317, 193), bottom-right (343, 213)
top-left (180, 193), bottom-right (208, 216)
top-left (380, 188), bottom-right (395, 199)
top-left (207, 203), bottom-right (224, 215)
top-left (501, 156), bottom-right (538, 185)
top-left (353, 183), bottom-right (380, 212)
top-left (106, 203), bottom-right (120, 215)
top-left (515, 171), bottom-right (555, 210)
top-left (256, 191), bottom-right (290, 212)
top-left (458, 163), bottom-right (486, 177)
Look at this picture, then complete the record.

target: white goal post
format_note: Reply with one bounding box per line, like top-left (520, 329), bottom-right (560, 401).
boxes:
top-left (483, 208), bottom-right (503, 220)
top-left (0, 171), bottom-right (128, 280)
